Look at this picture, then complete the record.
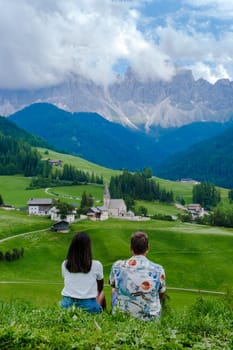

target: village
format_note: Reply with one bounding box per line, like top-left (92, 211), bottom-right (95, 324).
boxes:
top-left (26, 184), bottom-right (207, 232)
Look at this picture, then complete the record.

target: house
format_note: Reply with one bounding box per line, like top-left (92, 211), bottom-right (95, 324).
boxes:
top-left (51, 220), bottom-right (69, 232)
top-left (49, 206), bottom-right (76, 223)
top-left (186, 203), bottom-right (204, 217)
top-left (48, 159), bottom-right (62, 166)
top-left (179, 178), bottom-right (200, 185)
top-left (27, 198), bottom-right (53, 215)
top-left (41, 158), bottom-right (62, 166)
top-left (86, 206), bottom-right (109, 221)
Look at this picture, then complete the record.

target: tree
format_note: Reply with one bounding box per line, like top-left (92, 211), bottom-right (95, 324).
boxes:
top-left (192, 182), bottom-right (221, 208)
top-left (136, 206), bottom-right (148, 217)
top-left (78, 191), bottom-right (94, 214)
top-left (109, 170), bottom-right (173, 203)
top-left (228, 189), bottom-right (233, 203)
top-left (55, 201), bottom-right (74, 219)
top-left (142, 167), bottom-right (153, 179)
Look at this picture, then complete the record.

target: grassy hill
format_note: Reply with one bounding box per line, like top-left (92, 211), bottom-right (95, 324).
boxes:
top-left (0, 150), bottom-right (232, 306)
top-left (0, 152), bottom-right (232, 349)
top-left (0, 212), bottom-right (232, 349)
top-left (0, 296), bottom-right (232, 349)
top-left (0, 128), bottom-right (232, 348)
top-left (37, 147), bottom-right (121, 183)
top-left (0, 212), bottom-right (232, 308)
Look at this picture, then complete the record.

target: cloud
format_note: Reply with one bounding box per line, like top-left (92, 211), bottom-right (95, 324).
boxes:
top-left (0, 0), bottom-right (175, 89)
top-left (184, 0), bottom-right (233, 19)
top-left (0, 0), bottom-right (232, 89)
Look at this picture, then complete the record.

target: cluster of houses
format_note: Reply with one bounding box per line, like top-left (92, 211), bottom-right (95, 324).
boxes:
top-left (27, 185), bottom-right (137, 231)
top-left (27, 184), bottom-right (207, 231)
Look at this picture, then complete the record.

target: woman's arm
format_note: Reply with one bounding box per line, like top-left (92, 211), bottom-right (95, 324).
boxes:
top-left (96, 279), bottom-right (106, 309)
top-left (97, 278), bottom-right (104, 293)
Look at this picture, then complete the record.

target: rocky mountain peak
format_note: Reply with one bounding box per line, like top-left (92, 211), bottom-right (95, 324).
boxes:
top-left (1, 68), bottom-right (233, 129)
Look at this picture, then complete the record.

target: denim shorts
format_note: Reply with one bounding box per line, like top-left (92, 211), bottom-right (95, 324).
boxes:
top-left (61, 296), bottom-right (102, 314)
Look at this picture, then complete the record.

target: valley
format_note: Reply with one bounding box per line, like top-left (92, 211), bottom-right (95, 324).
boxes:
top-left (0, 161), bottom-right (232, 311)
top-left (7, 103), bottom-right (233, 187)
top-left (0, 151), bottom-right (232, 349)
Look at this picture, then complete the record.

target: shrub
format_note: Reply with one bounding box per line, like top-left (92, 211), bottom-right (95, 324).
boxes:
top-left (1, 248), bottom-right (24, 263)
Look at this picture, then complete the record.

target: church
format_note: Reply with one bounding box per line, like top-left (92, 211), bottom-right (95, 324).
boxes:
top-left (103, 185), bottom-right (127, 217)
top-left (86, 185), bottom-right (131, 221)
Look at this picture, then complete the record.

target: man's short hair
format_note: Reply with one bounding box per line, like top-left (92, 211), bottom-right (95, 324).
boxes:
top-left (131, 231), bottom-right (149, 255)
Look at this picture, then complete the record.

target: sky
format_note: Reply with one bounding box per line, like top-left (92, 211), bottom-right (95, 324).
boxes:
top-left (0, 0), bottom-right (233, 89)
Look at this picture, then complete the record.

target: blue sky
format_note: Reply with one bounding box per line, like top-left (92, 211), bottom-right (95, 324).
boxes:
top-left (0, 0), bottom-right (232, 89)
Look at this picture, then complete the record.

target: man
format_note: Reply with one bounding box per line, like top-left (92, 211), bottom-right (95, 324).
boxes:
top-left (109, 231), bottom-right (166, 320)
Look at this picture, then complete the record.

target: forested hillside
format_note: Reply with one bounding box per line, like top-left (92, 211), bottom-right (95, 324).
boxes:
top-left (156, 124), bottom-right (233, 188)
top-left (9, 103), bottom-right (161, 171)
top-left (0, 116), bottom-right (50, 176)
top-left (0, 135), bottom-right (41, 176)
top-left (0, 115), bottom-right (49, 147)
top-left (9, 103), bottom-right (232, 174)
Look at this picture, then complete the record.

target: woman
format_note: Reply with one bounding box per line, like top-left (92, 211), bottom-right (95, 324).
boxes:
top-left (61, 232), bottom-right (106, 313)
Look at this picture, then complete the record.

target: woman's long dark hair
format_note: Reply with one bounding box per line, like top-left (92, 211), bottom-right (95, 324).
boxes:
top-left (66, 232), bottom-right (92, 273)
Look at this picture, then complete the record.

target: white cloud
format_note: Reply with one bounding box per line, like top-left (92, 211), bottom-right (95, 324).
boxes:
top-left (191, 62), bottom-right (230, 83)
top-left (0, 0), bottom-right (175, 89)
top-left (184, 0), bottom-right (233, 18)
top-left (156, 22), bottom-right (233, 82)
top-left (0, 0), bottom-right (232, 89)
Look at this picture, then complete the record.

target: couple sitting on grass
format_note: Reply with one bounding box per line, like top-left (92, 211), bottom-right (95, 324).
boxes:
top-left (60, 231), bottom-right (166, 321)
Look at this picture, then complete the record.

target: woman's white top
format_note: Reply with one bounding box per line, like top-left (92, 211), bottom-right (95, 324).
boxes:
top-left (61, 259), bottom-right (103, 299)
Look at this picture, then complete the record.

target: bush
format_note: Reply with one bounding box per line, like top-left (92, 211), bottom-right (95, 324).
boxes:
top-left (1, 248), bottom-right (24, 263)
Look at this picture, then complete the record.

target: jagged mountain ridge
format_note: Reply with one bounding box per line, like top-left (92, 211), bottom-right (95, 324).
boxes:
top-left (1, 68), bottom-right (233, 129)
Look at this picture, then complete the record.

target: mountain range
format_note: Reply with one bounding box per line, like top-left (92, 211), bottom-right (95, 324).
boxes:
top-left (8, 103), bottom-right (233, 188)
top-left (1, 68), bottom-right (233, 130)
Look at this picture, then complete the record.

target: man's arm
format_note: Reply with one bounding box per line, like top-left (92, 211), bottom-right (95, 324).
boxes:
top-left (159, 291), bottom-right (165, 301)
top-left (159, 270), bottom-right (166, 304)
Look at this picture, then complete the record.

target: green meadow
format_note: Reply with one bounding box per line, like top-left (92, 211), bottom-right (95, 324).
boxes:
top-left (0, 212), bottom-right (232, 310)
top-left (37, 147), bottom-right (121, 182)
top-left (0, 150), bottom-right (232, 313)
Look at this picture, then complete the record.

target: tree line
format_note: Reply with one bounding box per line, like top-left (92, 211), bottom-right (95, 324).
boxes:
top-left (0, 134), bottom-right (103, 187)
top-left (109, 170), bottom-right (174, 207)
top-left (192, 182), bottom-right (221, 208)
top-left (29, 162), bottom-right (103, 188)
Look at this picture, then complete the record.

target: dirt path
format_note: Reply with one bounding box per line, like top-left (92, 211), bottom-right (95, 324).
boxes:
top-left (0, 280), bottom-right (226, 295)
top-left (0, 228), bottom-right (49, 243)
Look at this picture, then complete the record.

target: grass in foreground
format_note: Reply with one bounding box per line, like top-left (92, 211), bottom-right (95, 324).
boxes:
top-left (0, 295), bottom-right (232, 349)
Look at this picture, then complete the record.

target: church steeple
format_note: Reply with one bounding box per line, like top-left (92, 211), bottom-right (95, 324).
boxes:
top-left (103, 184), bottom-right (110, 208)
